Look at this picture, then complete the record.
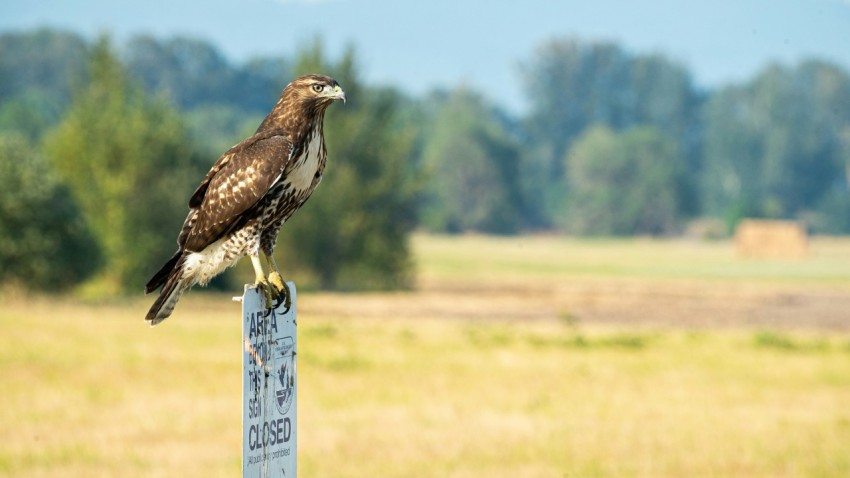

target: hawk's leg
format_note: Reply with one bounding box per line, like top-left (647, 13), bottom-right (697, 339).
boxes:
top-left (264, 252), bottom-right (291, 313)
top-left (250, 254), bottom-right (282, 310)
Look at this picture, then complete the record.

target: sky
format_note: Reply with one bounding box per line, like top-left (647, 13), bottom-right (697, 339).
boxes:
top-left (2, 0), bottom-right (850, 113)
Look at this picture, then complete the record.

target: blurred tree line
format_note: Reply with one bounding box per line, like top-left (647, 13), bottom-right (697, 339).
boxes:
top-left (0, 29), bottom-right (418, 293)
top-left (1, 29), bottom-right (849, 293)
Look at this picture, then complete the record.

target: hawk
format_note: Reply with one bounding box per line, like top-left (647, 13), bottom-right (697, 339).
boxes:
top-left (144, 74), bottom-right (345, 325)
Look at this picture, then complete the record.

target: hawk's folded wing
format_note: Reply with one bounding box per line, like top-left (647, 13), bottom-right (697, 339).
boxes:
top-left (181, 130), bottom-right (294, 252)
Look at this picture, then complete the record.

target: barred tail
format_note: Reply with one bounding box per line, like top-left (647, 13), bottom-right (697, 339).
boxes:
top-left (145, 252), bottom-right (187, 326)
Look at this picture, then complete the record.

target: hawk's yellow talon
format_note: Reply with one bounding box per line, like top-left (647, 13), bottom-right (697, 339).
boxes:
top-left (268, 271), bottom-right (291, 313)
top-left (268, 271), bottom-right (285, 292)
top-left (255, 279), bottom-right (278, 310)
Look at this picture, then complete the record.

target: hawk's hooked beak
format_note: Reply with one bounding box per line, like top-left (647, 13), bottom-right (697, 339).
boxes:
top-left (328, 85), bottom-right (346, 104)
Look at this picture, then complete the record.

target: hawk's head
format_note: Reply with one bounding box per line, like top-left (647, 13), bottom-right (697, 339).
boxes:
top-left (286, 74), bottom-right (346, 106)
top-left (261, 74), bottom-right (346, 134)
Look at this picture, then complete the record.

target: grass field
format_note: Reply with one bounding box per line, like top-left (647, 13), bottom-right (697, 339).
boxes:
top-left (2, 234), bottom-right (850, 477)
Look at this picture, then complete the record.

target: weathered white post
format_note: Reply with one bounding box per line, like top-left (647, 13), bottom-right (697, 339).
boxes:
top-left (240, 283), bottom-right (297, 477)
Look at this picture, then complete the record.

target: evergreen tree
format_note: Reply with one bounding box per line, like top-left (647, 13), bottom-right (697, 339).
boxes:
top-left (43, 36), bottom-right (203, 292)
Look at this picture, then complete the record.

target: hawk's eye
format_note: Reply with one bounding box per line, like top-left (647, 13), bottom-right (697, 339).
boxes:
top-left (312, 84), bottom-right (324, 93)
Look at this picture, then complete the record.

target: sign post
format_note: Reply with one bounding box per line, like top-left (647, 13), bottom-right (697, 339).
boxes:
top-left (241, 283), bottom-right (297, 477)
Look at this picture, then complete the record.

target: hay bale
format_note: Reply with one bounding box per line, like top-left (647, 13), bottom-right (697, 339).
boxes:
top-left (735, 219), bottom-right (808, 259)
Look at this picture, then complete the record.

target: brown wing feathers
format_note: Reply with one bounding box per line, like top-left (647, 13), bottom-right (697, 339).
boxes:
top-left (145, 133), bottom-right (293, 293)
top-left (182, 133), bottom-right (293, 252)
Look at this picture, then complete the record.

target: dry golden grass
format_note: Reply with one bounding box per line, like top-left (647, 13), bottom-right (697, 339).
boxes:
top-left (2, 235), bottom-right (850, 477)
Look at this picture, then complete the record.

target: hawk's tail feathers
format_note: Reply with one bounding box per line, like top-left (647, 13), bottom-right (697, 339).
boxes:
top-left (145, 255), bottom-right (188, 326)
top-left (145, 250), bottom-right (183, 294)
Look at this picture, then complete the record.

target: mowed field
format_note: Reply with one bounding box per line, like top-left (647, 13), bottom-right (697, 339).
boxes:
top-left (2, 234), bottom-right (850, 477)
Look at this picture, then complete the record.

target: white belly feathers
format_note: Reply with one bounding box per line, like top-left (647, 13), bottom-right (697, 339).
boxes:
top-left (182, 226), bottom-right (254, 286)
